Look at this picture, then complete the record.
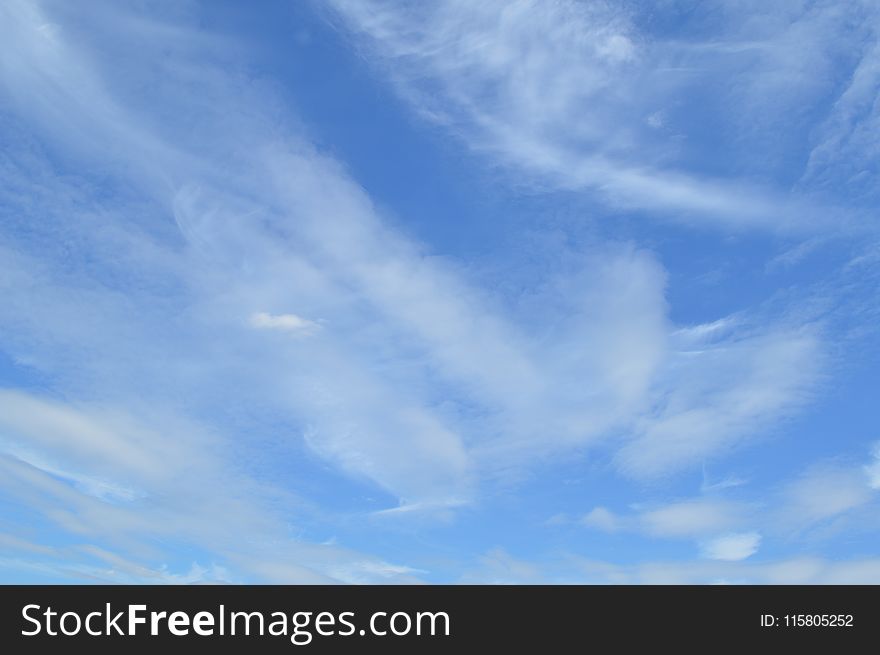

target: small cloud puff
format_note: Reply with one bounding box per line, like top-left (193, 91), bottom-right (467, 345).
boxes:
top-left (700, 532), bottom-right (761, 562)
top-left (581, 507), bottom-right (622, 533)
top-left (249, 312), bottom-right (321, 336)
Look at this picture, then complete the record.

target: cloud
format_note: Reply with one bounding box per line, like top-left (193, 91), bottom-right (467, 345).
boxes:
top-left (593, 556), bottom-right (880, 585)
top-left (616, 327), bottom-right (821, 478)
top-left (581, 507), bottom-right (623, 533)
top-left (326, 0), bottom-right (855, 231)
top-left (579, 449), bottom-right (880, 563)
top-left (0, 389), bottom-right (187, 486)
top-left (582, 499), bottom-right (749, 539)
top-left (779, 464), bottom-right (876, 528)
top-left (800, 24), bottom-right (880, 204)
top-left (461, 547), bottom-right (880, 584)
top-left (641, 501), bottom-right (746, 539)
top-left (868, 443), bottom-right (880, 489)
top-left (249, 312), bottom-right (321, 336)
top-left (700, 532), bottom-right (761, 562)
top-left (0, 390), bottom-right (422, 584)
top-left (460, 548), bottom-right (545, 584)
top-left (700, 469), bottom-right (748, 494)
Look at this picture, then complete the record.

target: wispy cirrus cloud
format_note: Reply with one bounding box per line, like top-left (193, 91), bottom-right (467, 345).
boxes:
top-left (325, 0), bottom-right (875, 232)
top-left (0, 390), bottom-right (424, 584)
top-left (617, 325), bottom-right (823, 478)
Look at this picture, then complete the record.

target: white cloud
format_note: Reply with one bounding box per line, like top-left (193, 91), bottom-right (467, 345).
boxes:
top-left (0, 389), bottom-right (184, 485)
top-left (326, 560), bottom-right (426, 585)
top-left (700, 469), bottom-right (748, 493)
top-left (780, 465), bottom-right (875, 527)
top-left (581, 507), bottom-right (622, 533)
top-left (800, 22), bottom-right (880, 203)
top-left (617, 328), bottom-right (821, 478)
top-left (0, 390), bottom-right (427, 583)
top-left (462, 548), bottom-right (880, 585)
top-left (641, 501), bottom-right (745, 538)
top-left (0, 446), bottom-right (141, 504)
top-left (580, 447), bottom-right (880, 558)
top-left (581, 499), bottom-right (750, 541)
top-left (326, 0), bottom-right (848, 231)
top-left (672, 317), bottom-right (740, 345)
top-left (700, 532), bottom-right (761, 562)
top-left (249, 312), bottom-right (321, 336)
top-left (460, 548), bottom-right (545, 584)
top-left (618, 556), bottom-right (880, 585)
top-left (866, 442), bottom-right (880, 490)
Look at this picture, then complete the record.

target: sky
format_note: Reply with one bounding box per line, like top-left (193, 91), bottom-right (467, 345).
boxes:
top-left (0, 0), bottom-right (879, 584)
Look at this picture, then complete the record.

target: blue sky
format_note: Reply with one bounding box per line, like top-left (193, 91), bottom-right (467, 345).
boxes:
top-left (1, 0), bottom-right (879, 584)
